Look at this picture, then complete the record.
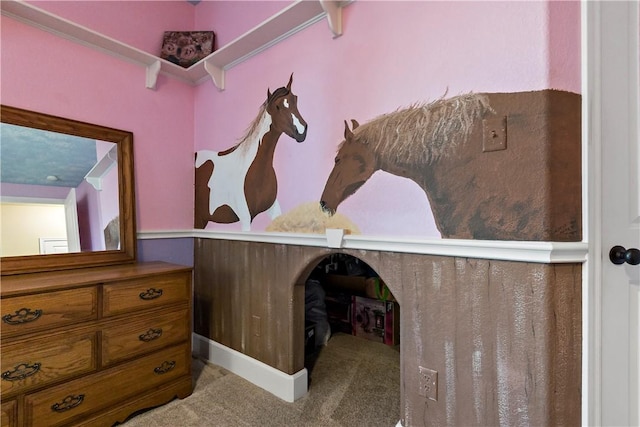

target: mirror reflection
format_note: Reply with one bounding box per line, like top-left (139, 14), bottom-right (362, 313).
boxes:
top-left (1, 123), bottom-right (120, 257)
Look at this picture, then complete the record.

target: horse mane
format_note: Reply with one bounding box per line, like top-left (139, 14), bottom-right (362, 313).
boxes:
top-left (352, 93), bottom-right (494, 166)
top-left (235, 86), bottom-right (292, 153)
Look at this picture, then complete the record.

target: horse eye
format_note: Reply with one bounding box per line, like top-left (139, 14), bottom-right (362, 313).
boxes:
top-left (334, 157), bottom-right (340, 164)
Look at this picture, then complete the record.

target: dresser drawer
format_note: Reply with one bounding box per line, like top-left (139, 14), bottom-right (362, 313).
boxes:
top-left (24, 344), bottom-right (190, 427)
top-left (1, 288), bottom-right (97, 338)
top-left (102, 272), bottom-right (190, 317)
top-left (102, 309), bottom-right (190, 366)
top-left (1, 331), bottom-right (97, 398)
top-left (1, 399), bottom-right (17, 427)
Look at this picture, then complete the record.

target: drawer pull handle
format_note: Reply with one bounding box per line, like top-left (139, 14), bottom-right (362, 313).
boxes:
top-left (51, 394), bottom-right (85, 413)
top-left (154, 360), bottom-right (175, 374)
top-left (139, 328), bottom-right (163, 342)
top-left (2, 362), bottom-right (41, 381)
top-left (139, 288), bottom-right (163, 300)
top-left (2, 308), bottom-right (42, 325)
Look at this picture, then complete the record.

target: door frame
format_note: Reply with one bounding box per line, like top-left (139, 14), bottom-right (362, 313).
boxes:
top-left (583, 1), bottom-right (639, 424)
top-left (582, 2), bottom-right (602, 423)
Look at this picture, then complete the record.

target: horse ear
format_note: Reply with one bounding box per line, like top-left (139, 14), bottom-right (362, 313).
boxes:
top-left (267, 88), bottom-right (272, 100)
top-left (351, 119), bottom-right (360, 130)
top-left (344, 120), bottom-right (354, 140)
top-left (287, 73), bottom-right (293, 90)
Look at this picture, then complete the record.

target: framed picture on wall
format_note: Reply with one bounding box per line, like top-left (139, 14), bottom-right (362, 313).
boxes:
top-left (160, 31), bottom-right (215, 68)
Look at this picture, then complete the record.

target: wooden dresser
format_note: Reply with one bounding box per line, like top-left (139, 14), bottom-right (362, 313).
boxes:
top-left (0, 261), bottom-right (193, 427)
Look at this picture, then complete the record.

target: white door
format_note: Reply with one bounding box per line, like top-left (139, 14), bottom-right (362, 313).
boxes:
top-left (594, 1), bottom-right (640, 425)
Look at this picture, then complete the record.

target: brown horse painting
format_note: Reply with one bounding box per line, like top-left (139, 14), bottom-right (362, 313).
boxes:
top-left (195, 74), bottom-right (308, 230)
top-left (320, 90), bottom-right (581, 241)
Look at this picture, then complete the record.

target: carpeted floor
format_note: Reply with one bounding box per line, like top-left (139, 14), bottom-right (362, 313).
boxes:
top-left (120, 333), bottom-right (400, 427)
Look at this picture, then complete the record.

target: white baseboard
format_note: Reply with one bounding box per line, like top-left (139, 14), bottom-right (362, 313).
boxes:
top-left (192, 333), bottom-right (308, 402)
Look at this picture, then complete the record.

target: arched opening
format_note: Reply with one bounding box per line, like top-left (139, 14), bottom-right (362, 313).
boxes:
top-left (300, 253), bottom-right (401, 425)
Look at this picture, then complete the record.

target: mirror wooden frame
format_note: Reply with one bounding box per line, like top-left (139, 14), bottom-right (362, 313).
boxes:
top-left (1, 105), bottom-right (137, 275)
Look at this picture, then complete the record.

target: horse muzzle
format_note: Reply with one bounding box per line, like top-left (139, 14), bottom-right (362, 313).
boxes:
top-left (294, 127), bottom-right (308, 143)
top-left (319, 200), bottom-right (335, 216)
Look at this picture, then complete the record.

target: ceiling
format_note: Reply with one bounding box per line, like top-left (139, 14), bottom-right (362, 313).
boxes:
top-left (1, 123), bottom-right (98, 188)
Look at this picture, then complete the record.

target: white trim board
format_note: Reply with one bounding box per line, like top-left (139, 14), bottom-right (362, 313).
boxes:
top-left (138, 229), bottom-right (588, 264)
top-left (192, 333), bottom-right (308, 403)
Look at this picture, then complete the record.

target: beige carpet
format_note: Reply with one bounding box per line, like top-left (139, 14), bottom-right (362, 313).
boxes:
top-left (121, 333), bottom-right (400, 427)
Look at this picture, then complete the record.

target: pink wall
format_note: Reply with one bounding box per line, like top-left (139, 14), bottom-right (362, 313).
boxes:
top-left (31, 1), bottom-right (195, 55)
top-left (1, 4), bottom-right (195, 231)
top-left (1, 1), bottom-right (580, 236)
top-left (0, 183), bottom-right (70, 199)
top-left (76, 179), bottom-right (102, 251)
top-left (548, 0), bottom-right (582, 90)
top-left (193, 1), bottom-right (581, 236)
top-left (195, 1), bottom-right (289, 48)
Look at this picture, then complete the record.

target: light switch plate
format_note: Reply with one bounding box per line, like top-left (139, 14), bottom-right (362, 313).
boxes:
top-left (483, 115), bottom-right (508, 152)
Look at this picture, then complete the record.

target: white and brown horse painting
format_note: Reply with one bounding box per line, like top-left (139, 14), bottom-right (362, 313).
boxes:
top-left (320, 90), bottom-right (582, 241)
top-left (195, 74), bottom-right (308, 230)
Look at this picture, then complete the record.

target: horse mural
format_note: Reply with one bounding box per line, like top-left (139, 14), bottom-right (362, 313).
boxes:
top-left (195, 74), bottom-right (308, 230)
top-left (319, 90), bottom-right (582, 241)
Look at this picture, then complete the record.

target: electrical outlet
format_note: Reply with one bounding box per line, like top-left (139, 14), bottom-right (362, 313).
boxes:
top-left (418, 366), bottom-right (438, 401)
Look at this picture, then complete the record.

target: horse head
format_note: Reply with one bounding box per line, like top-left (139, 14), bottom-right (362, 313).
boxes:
top-left (266, 74), bottom-right (308, 142)
top-left (320, 119), bottom-right (377, 216)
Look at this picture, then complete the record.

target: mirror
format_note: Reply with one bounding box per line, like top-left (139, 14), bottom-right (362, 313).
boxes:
top-left (1, 105), bottom-right (136, 275)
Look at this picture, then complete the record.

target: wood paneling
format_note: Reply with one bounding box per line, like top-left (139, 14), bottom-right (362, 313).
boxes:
top-left (397, 258), bottom-right (581, 426)
top-left (194, 239), bottom-right (581, 426)
top-left (194, 239), bottom-right (326, 374)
